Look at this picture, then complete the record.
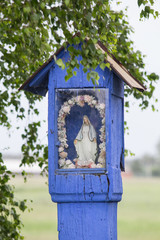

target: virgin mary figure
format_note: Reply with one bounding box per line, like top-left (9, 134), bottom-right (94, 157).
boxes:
top-left (74, 115), bottom-right (97, 167)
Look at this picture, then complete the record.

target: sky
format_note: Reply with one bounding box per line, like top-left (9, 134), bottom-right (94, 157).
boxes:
top-left (116, 0), bottom-right (160, 159)
top-left (1, 1), bottom-right (160, 160)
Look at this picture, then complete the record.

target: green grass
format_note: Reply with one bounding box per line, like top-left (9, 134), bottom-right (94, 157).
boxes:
top-left (11, 175), bottom-right (58, 240)
top-left (11, 175), bottom-right (160, 240)
top-left (118, 177), bottom-right (160, 240)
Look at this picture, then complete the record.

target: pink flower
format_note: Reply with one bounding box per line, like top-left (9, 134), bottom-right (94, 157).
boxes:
top-left (58, 147), bottom-right (64, 153)
top-left (59, 159), bottom-right (66, 167)
top-left (75, 96), bottom-right (85, 107)
top-left (76, 96), bottom-right (81, 102)
top-left (77, 95), bottom-right (84, 101)
top-left (68, 164), bottom-right (75, 169)
top-left (102, 118), bottom-right (105, 124)
top-left (68, 99), bottom-right (73, 105)
top-left (96, 164), bottom-right (102, 168)
top-left (99, 103), bottom-right (105, 110)
top-left (100, 112), bottom-right (105, 118)
top-left (92, 100), bottom-right (97, 105)
top-left (62, 106), bottom-right (70, 114)
top-left (84, 95), bottom-right (92, 103)
top-left (77, 100), bottom-right (85, 107)
top-left (64, 101), bottom-right (68, 106)
top-left (88, 162), bottom-right (97, 168)
top-left (59, 151), bottom-right (68, 158)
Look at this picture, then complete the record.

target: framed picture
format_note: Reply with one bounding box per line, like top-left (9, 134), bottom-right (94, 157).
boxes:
top-left (56, 89), bottom-right (108, 170)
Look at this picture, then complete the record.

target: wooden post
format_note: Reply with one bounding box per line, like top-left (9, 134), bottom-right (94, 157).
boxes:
top-left (58, 202), bottom-right (117, 240)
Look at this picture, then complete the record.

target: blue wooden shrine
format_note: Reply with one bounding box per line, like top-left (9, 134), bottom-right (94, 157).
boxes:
top-left (20, 41), bottom-right (145, 240)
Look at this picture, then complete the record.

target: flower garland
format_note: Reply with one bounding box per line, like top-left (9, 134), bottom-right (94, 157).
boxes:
top-left (57, 94), bottom-right (106, 169)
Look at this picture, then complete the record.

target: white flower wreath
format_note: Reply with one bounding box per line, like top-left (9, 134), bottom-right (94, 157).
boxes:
top-left (57, 94), bottom-right (106, 169)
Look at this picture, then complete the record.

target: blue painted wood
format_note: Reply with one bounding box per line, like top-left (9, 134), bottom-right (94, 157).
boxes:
top-left (50, 169), bottom-right (122, 203)
top-left (55, 50), bottom-right (82, 89)
top-left (47, 59), bottom-right (124, 202)
top-left (29, 60), bottom-right (54, 87)
top-left (46, 44), bottom-right (125, 239)
top-left (51, 174), bottom-right (109, 202)
top-left (55, 46), bottom-right (113, 89)
top-left (57, 202), bottom-right (117, 240)
top-left (48, 66), bottom-right (56, 196)
top-left (22, 45), bottom-right (115, 95)
top-left (23, 60), bottom-right (54, 96)
top-left (82, 65), bottom-right (108, 88)
top-left (112, 73), bottom-right (124, 98)
top-left (107, 72), bottom-right (112, 170)
top-left (106, 77), bottom-right (124, 201)
top-left (107, 167), bottom-right (123, 201)
top-left (55, 168), bottom-right (106, 174)
top-left (21, 42), bottom-right (126, 239)
top-left (110, 95), bottom-right (123, 168)
top-left (121, 97), bottom-right (125, 171)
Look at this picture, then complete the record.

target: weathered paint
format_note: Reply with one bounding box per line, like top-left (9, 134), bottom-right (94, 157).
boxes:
top-left (58, 202), bottom-right (117, 240)
top-left (17, 40), bottom-right (145, 239)
top-left (48, 66), bottom-right (56, 195)
top-left (47, 48), bottom-right (124, 239)
top-left (24, 60), bottom-right (54, 96)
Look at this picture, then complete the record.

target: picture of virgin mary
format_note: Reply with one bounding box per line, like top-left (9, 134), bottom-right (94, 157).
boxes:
top-left (74, 115), bottom-right (97, 167)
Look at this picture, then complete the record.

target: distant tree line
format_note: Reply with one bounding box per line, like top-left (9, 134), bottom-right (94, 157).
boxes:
top-left (127, 140), bottom-right (160, 177)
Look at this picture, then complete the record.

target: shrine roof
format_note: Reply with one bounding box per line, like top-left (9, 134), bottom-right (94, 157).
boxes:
top-left (19, 39), bottom-right (146, 96)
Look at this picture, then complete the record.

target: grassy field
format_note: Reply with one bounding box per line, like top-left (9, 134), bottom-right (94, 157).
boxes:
top-left (11, 175), bottom-right (160, 240)
top-left (118, 177), bottom-right (160, 240)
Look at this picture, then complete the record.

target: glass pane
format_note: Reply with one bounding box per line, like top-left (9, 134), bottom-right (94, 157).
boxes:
top-left (56, 89), bottom-right (107, 169)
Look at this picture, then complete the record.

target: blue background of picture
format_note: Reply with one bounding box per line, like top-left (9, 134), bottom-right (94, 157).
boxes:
top-left (56, 89), bottom-right (103, 164)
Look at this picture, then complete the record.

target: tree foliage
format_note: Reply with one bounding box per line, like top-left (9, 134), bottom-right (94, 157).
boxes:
top-left (0, 154), bottom-right (27, 240)
top-left (0, 0), bottom-right (159, 238)
top-left (138, 0), bottom-right (159, 19)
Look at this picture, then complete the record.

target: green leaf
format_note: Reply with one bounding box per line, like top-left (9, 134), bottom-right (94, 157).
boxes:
top-left (35, 34), bottom-right (41, 47)
top-left (138, 0), bottom-right (143, 7)
top-left (65, 72), bottom-right (73, 81)
top-left (145, 6), bottom-right (151, 13)
top-left (73, 36), bottom-right (80, 45)
top-left (101, 35), bottom-right (107, 41)
top-left (42, 28), bottom-right (49, 38)
top-left (40, 2), bottom-right (45, 9)
top-left (23, 6), bottom-right (31, 14)
top-left (87, 72), bottom-right (90, 81)
top-left (65, 0), bottom-right (70, 6)
top-left (84, 49), bottom-right (89, 55)
top-left (56, 59), bottom-right (65, 69)
top-left (106, 62), bottom-right (111, 69)
top-left (24, 28), bottom-right (30, 36)
top-left (100, 62), bottom-right (106, 70)
top-left (83, 67), bottom-right (88, 73)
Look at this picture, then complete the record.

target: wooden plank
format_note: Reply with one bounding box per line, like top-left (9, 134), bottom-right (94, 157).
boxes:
top-left (48, 67), bottom-right (56, 195)
top-left (110, 95), bottom-right (124, 168)
top-left (58, 202), bottom-right (117, 240)
top-left (82, 65), bottom-right (105, 88)
top-left (112, 73), bottom-right (124, 98)
top-left (55, 50), bottom-right (82, 88)
top-left (53, 174), bottom-right (109, 202)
